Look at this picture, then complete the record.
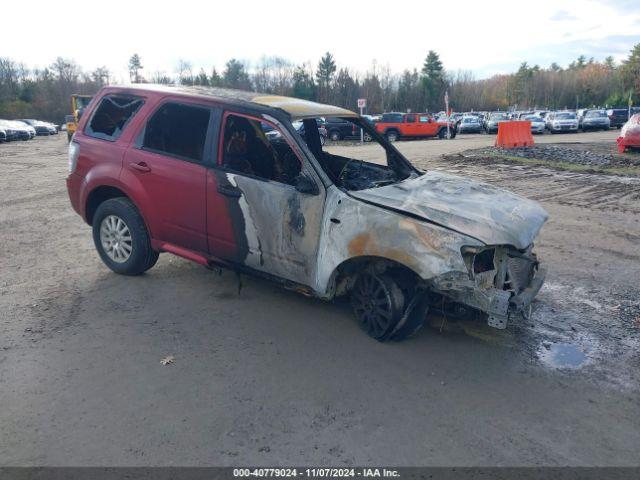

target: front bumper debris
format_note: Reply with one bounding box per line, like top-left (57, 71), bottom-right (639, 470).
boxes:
top-left (429, 246), bottom-right (546, 330)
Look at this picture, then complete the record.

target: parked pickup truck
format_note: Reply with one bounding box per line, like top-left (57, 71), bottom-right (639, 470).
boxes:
top-left (375, 112), bottom-right (456, 142)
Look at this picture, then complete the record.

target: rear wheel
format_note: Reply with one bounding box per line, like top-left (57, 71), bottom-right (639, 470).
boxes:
top-left (351, 272), bottom-right (404, 341)
top-left (363, 132), bottom-right (372, 142)
top-left (92, 197), bottom-right (159, 275)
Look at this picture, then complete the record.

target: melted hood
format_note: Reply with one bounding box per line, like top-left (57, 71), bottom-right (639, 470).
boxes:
top-left (350, 171), bottom-right (548, 249)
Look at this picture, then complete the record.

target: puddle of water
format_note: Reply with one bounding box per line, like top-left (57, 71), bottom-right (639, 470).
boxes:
top-left (539, 342), bottom-right (589, 369)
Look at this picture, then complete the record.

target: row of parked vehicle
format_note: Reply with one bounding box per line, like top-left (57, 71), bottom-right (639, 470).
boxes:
top-left (435, 107), bottom-right (640, 135)
top-left (0, 119), bottom-right (60, 143)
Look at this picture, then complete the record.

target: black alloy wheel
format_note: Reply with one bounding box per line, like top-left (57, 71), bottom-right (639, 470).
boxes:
top-left (351, 273), bottom-right (404, 341)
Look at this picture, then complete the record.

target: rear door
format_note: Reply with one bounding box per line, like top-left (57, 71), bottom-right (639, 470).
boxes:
top-left (122, 100), bottom-right (213, 253)
top-left (78, 94), bottom-right (145, 185)
top-left (206, 111), bottom-right (326, 286)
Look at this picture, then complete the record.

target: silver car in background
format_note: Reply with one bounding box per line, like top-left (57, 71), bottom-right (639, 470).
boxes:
top-left (524, 115), bottom-right (546, 134)
top-left (546, 111), bottom-right (578, 133)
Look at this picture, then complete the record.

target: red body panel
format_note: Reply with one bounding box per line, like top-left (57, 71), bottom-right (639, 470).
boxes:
top-left (67, 87), bottom-right (231, 259)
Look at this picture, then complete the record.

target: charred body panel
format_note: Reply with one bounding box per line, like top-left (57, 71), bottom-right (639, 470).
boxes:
top-left (215, 170), bottom-right (325, 286)
top-left (206, 110), bottom-right (548, 331)
top-left (315, 185), bottom-right (547, 330)
top-left (431, 245), bottom-right (546, 329)
top-left (315, 186), bottom-right (484, 295)
top-left (350, 171), bottom-right (548, 250)
top-left (206, 111), bottom-right (327, 287)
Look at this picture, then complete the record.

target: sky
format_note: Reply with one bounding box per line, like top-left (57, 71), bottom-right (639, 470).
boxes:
top-left (2, 0), bottom-right (639, 82)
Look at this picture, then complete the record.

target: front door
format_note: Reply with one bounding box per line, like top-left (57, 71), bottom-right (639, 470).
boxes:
top-left (206, 112), bottom-right (325, 287)
top-left (122, 100), bottom-right (212, 253)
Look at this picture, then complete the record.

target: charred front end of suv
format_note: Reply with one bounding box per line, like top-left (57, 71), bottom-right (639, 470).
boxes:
top-left (430, 244), bottom-right (546, 329)
top-left (345, 170), bottom-right (549, 330)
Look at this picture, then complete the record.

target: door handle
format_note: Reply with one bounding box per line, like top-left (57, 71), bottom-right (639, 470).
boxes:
top-left (129, 162), bottom-right (151, 173)
top-left (217, 184), bottom-right (242, 198)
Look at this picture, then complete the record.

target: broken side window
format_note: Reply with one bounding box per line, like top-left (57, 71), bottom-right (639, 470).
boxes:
top-left (85, 95), bottom-right (144, 141)
top-left (220, 114), bottom-right (302, 186)
top-left (142, 102), bottom-right (211, 162)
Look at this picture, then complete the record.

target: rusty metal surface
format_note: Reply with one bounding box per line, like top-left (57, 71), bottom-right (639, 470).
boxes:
top-left (314, 185), bottom-right (484, 296)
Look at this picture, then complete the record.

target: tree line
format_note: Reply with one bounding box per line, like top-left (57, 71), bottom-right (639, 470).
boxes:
top-left (1, 44), bottom-right (639, 123)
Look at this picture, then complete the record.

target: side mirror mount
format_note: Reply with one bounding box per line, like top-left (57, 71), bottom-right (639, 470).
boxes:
top-left (294, 175), bottom-right (319, 195)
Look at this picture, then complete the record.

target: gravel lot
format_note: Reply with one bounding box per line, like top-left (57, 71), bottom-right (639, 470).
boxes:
top-left (1, 130), bottom-right (639, 466)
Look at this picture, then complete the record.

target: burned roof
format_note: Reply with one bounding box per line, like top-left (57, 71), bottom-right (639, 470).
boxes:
top-left (105, 84), bottom-right (357, 120)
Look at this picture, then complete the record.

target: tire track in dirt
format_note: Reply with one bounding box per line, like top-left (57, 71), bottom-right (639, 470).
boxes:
top-left (434, 156), bottom-right (640, 214)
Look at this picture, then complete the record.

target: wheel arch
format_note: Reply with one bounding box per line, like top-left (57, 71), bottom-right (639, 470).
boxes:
top-left (84, 184), bottom-right (154, 229)
top-left (325, 255), bottom-right (423, 299)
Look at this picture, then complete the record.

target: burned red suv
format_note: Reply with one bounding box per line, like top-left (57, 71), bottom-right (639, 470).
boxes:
top-left (67, 85), bottom-right (547, 341)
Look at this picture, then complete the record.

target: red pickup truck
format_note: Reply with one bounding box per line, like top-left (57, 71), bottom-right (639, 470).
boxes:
top-left (375, 112), bottom-right (456, 142)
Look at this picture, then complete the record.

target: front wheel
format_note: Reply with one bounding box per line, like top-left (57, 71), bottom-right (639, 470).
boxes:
top-left (329, 131), bottom-right (341, 141)
top-left (351, 273), bottom-right (404, 341)
top-left (92, 197), bottom-right (159, 275)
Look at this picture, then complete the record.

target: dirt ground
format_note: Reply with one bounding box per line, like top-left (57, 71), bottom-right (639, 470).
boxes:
top-left (1, 130), bottom-right (639, 466)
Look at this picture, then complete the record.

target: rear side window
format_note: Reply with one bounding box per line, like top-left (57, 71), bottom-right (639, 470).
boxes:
top-left (86, 95), bottom-right (144, 141)
top-left (142, 103), bottom-right (211, 162)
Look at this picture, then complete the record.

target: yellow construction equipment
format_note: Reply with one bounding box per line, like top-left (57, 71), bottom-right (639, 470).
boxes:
top-left (66, 94), bottom-right (93, 142)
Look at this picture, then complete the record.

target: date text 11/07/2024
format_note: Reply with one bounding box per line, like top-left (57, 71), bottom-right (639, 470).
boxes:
top-left (233, 468), bottom-right (401, 478)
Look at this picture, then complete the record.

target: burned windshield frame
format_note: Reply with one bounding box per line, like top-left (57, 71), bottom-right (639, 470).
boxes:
top-left (302, 115), bottom-right (419, 191)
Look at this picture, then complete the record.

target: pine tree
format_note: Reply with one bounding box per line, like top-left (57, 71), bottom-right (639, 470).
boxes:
top-left (604, 56), bottom-right (615, 70)
top-left (210, 68), bottom-right (222, 87)
top-left (316, 52), bottom-right (336, 103)
top-left (222, 59), bottom-right (252, 90)
top-left (421, 50), bottom-right (445, 111)
top-left (292, 66), bottom-right (316, 100)
top-left (620, 43), bottom-right (640, 99)
top-left (195, 68), bottom-right (210, 86)
top-left (128, 54), bottom-right (143, 83)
